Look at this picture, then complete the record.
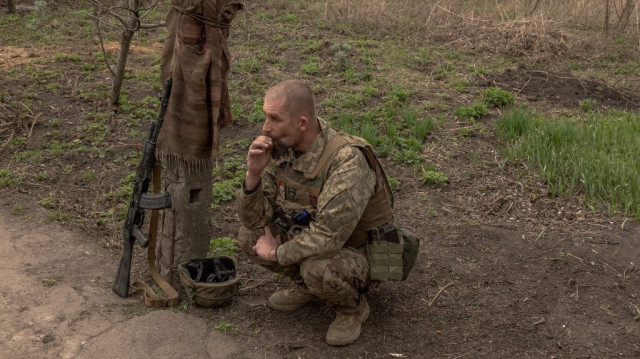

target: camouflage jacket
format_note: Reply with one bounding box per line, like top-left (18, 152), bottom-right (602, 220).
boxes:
top-left (237, 119), bottom-right (377, 266)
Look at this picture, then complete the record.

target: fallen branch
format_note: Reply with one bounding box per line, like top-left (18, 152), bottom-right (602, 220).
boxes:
top-left (428, 282), bottom-right (454, 307)
top-left (92, 3), bottom-right (116, 76)
top-left (566, 252), bottom-right (584, 262)
top-left (1, 131), bottom-right (15, 148)
top-left (585, 239), bottom-right (619, 245)
top-left (27, 117), bottom-right (39, 139)
top-left (18, 101), bottom-right (33, 115)
top-left (239, 277), bottom-right (270, 292)
top-left (532, 317), bottom-right (546, 326)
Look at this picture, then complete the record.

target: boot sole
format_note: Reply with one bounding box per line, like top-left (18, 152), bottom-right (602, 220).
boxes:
top-left (326, 327), bottom-right (361, 346)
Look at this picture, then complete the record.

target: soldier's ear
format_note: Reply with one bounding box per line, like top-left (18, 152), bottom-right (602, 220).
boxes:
top-left (298, 115), bottom-right (309, 131)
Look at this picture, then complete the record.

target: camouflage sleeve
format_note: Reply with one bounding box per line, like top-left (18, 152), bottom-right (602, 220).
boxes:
top-left (236, 161), bottom-right (277, 229)
top-left (276, 146), bottom-right (375, 266)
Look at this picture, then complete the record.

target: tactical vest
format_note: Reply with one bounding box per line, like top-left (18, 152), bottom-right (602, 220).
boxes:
top-left (273, 132), bottom-right (394, 248)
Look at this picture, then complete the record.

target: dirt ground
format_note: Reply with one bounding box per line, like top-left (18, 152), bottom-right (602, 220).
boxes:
top-left (3, 85), bottom-right (640, 358)
top-left (0, 205), bottom-right (255, 359)
top-left (2, 148), bottom-right (640, 358)
top-left (2, 2), bottom-right (640, 358)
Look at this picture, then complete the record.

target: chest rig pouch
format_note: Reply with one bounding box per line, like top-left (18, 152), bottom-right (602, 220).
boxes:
top-left (272, 156), bottom-right (323, 238)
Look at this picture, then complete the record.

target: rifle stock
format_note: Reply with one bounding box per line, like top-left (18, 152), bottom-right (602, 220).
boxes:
top-left (112, 78), bottom-right (173, 298)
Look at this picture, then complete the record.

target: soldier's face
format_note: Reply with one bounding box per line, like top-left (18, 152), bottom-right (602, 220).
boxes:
top-left (262, 97), bottom-right (302, 150)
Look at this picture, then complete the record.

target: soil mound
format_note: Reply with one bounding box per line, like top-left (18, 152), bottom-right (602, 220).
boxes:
top-left (482, 66), bottom-right (640, 110)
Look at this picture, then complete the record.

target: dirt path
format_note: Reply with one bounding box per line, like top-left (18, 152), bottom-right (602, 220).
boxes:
top-left (0, 207), bottom-right (253, 359)
top-left (2, 196), bottom-right (640, 358)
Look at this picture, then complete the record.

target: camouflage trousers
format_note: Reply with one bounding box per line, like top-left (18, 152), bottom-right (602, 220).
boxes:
top-left (237, 226), bottom-right (370, 308)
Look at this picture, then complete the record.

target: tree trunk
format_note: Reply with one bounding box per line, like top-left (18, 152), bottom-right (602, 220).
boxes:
top-left (614, 0), bottom-right (636, 36)
top-left (156, 161), bottom-right (213, 288)
top-left (110, 27), bottom-right (135, 106)
top-left (604, 0), bottom-right (610, 36)
top-left (109, 0), bottom-right (140, 106)
top-left (7, 0), bottom-right (16, 13)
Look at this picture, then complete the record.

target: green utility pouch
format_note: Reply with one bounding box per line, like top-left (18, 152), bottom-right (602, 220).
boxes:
top-left (366, 227), bottom-right (420, 281)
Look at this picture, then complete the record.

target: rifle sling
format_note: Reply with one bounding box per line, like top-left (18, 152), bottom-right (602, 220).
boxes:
top-left (131, 163), bottom-right (180, 307)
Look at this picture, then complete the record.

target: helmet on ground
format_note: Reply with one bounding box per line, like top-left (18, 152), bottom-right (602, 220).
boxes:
top-left (178, 256), bottom-right (240, 307)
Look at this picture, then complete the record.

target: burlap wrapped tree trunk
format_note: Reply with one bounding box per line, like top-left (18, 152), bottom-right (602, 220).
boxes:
top-left (157, 161), bottom-right (213, 286)
top-left (156, 0), bottom-right (243, 286)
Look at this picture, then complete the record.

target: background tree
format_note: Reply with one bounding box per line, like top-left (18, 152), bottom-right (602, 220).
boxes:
top-left (90, 0), bottom-right (164, 106)
top-left (7, 0), bottom-right (16, 13)
top-left (603, 0), bottom-right (637, 37)
top-left (615, 0), bottom-right (636, 35)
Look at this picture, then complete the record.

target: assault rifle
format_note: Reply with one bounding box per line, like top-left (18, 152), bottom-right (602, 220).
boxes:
top-left (112, 78), bottom-right (173, 298)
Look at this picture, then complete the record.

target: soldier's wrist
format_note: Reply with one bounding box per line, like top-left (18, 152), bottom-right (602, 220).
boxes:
top-left (243, 175), bottom-right (261, 194)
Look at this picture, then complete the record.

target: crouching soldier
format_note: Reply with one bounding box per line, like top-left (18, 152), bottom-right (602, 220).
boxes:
top-left (236, 79), bottom-right (395, 346)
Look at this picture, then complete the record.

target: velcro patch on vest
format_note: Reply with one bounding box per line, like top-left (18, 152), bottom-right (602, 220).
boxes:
top-left (287, 187), bottom-right (297, 201)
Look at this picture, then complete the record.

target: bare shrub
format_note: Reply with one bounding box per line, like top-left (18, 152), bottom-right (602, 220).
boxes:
top-left (314, 0), bottom-right (638, 48)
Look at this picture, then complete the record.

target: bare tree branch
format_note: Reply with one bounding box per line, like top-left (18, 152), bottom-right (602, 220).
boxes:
top-left (89, 0), bottom-right (130, 27)
top-left (138, 0), bottom-right (162, 20)
top-left (138, 22), bottom-right (165, 29)
top-left (89, 0), bottom-right (165, 105)
top-left (90, 0), bottom-right (165, 30)
top-left (93, 3), bottom-right (116, 76)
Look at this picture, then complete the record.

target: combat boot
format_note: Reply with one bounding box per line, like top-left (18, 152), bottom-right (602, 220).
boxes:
top-left (267, 285), bottom-right (316, 312)
top-left (326, 296), bottom-right (370, 346)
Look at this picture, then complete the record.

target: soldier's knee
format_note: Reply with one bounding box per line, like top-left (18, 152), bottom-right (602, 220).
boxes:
top-left (236, 226), bottom-right (263, 255)
top-left (300, 258), bottom-right (329, 294)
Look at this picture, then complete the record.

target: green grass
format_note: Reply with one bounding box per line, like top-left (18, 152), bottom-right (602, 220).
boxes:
top-left (421, 170), bottom-right (448, 185)
top-left (413, 118), bottom-right (434, 142)
top-left (234, 58), bottom-right (262, 74)
top-left (208, 321), bottom-right (239, 335)
top-left (579, 99), bottom-right (597, 112)
top-left (358, 120), bottom-right (379, 146)
top-left (483, 86), bottom-right (515, 108)
top-left (81, 170), bottom-right (96, 181)
top-left (0, 169), bottom-right (23, 187)
top-left (455, 102), bottom-right (488, 121)
top-left (47, 210), bottom-right (71, 222)
top-left (208, 237), bottom-right (239, 257)
top-left (497, 108), bottom-right (640, 218)
top-left (301, 56), bottom-right (321, 75)
top-left (36, 171), bottom-right (48, 181)
top-left (12, 203), bottom-right (24, 214)
top-left (39, 198), bottom-right (55, 209)
top-left (212, 179), bottom-right (242, 207)
top-left (211, 140), bottom-right (249, 208)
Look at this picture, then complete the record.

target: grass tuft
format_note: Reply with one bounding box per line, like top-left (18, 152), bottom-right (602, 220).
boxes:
top-left (208, 237), bottom-right (239, 257)
top-left (497, 108), bottom-right (640, 218)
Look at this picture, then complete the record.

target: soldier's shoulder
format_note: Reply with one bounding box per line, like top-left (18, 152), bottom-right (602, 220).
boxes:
top-left (330, 143), bottom-right (369, 170)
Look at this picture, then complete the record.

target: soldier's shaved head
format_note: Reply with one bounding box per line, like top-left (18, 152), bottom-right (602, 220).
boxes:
top-left (265, 79), bottom-right (317, 125)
